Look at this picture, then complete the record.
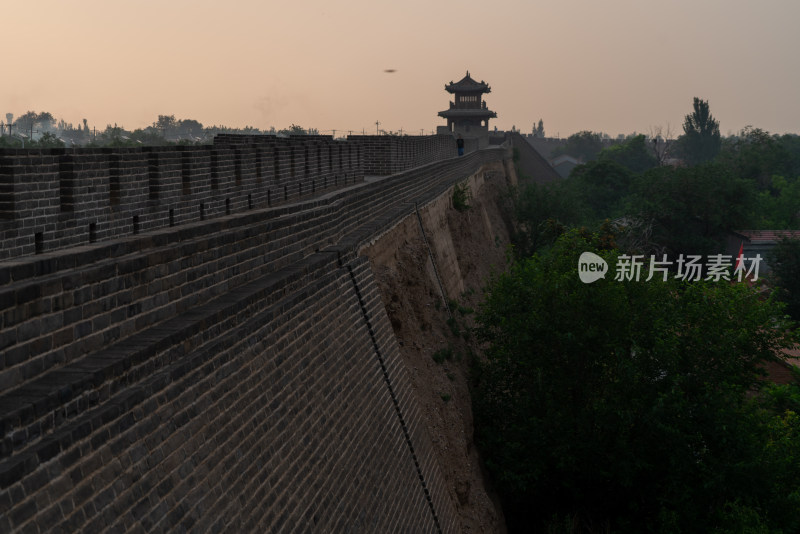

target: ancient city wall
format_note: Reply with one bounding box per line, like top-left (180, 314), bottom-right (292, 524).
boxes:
top-left (0, 139), bottom-right (506, 533)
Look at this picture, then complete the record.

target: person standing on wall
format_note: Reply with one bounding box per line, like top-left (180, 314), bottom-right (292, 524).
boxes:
top-left (457, 134), bottom-right (464, 156)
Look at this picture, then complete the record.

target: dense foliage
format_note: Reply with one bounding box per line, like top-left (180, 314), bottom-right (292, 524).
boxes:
top-left (551, 131), bottom-right (607, 162)
top-left (769, 238), bottom-right (800, 321)
top-left (627, 163), bottom-right (755, 257)
top-left (473, 230), bottom-right (800, 532)
top-left (485, 99), bottom-right (800, 531)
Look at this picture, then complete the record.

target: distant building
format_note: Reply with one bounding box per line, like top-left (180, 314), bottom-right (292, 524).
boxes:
top-left (729, 229), bottom-right (800, 273)
top-left (438, 71), bottom-right (497, 143)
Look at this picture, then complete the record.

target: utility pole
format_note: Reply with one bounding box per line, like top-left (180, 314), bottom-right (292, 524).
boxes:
top-left (375, 120), bottom-right (380, 135)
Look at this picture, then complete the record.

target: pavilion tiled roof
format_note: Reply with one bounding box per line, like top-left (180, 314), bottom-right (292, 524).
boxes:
top-left (445, 71), bottom-right (491, 93)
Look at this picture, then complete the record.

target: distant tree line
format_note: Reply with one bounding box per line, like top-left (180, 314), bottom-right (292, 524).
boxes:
top-left (513, 98), bottom-right (800, 258)
top-left (0, 110), bottom-right (319, 149)
top-left (547, 97), bottom-right (724, 166)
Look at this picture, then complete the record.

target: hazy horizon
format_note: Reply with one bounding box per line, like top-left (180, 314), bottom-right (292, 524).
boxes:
top-left (5, 0), bottom-right (800, 138)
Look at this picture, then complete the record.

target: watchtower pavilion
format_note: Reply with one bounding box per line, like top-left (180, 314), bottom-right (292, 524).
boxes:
top-left (438, 71), bottom-right (497, 136)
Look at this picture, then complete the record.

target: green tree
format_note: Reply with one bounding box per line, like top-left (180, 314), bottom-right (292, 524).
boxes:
top-left (34, 132), bottom-right (65, 148)
top-left (751, 174), bottom-right (800, 229)
top-left (597, 134), bottom-right (657, 174)
top-left (510, 181), bottom-right (586, 256)
top-left (768, 238), bottom-right (800, 321)
top-left (554, 131), bottom-right (605, 162)
top-left (473, 230), bottom-right (798, 532)
top-left (570, 159), bottom-right (635, 220)
top-left (36, 111), bottom-right (55, 131)
top-left (718, 127), bottom-right (790, 189)
top-left (777, 133), bottom-right (800, 179)
top-left (11, 111), bottom-right (55, 134)
top-left (14, 110), bottom-right (39, 134)
top-left (98, 124), bottom-right (134, 147)
top-left (0, 136), bottom-right (23, 148)
top-left (627, 163), bottom-right (754, 256)
top-left (129, 128), bottom-right (169, 146)
top-left (154, 114), bottom-right (177, 136)
top-left (278, 124), bottom-right (309, 136)
top-left (177, 118), bottom-right (204, 137)
top-left (678, 97), bottom-right (721, 165)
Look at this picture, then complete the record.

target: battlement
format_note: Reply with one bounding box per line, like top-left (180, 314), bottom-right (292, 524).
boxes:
top-left (0, 134), bottom-right (464, 261)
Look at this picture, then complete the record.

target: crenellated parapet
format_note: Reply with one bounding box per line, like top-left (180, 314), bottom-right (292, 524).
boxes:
top-left (346, 134), bottom-right (467, 175)
top-left (0, 134), bottom-right (464, 261)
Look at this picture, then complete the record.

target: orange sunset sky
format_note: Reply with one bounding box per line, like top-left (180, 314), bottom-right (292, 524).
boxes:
top-left (4, 0), bottom-right (799, 138)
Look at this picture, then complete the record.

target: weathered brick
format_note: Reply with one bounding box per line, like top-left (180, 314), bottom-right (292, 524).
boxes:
top-left (10, 496), bottom-right (38, 528)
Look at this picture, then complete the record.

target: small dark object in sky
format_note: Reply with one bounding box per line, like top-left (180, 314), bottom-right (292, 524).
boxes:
top-left (384, 69), bottom-right (397, 73)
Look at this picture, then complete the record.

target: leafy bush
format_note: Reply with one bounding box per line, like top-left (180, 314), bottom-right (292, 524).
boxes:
top-left (453, 182), bottom-right (471, 212)
top-left (769, 237), bottom-right (800, 320)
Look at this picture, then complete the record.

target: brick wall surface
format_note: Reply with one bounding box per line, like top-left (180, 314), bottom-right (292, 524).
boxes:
top-left (0, 135), bottom-right (509, 533)
top-left (346, 135), bottom-right (468, 176)
top-left (508, 131), bottom-right (560, 183)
